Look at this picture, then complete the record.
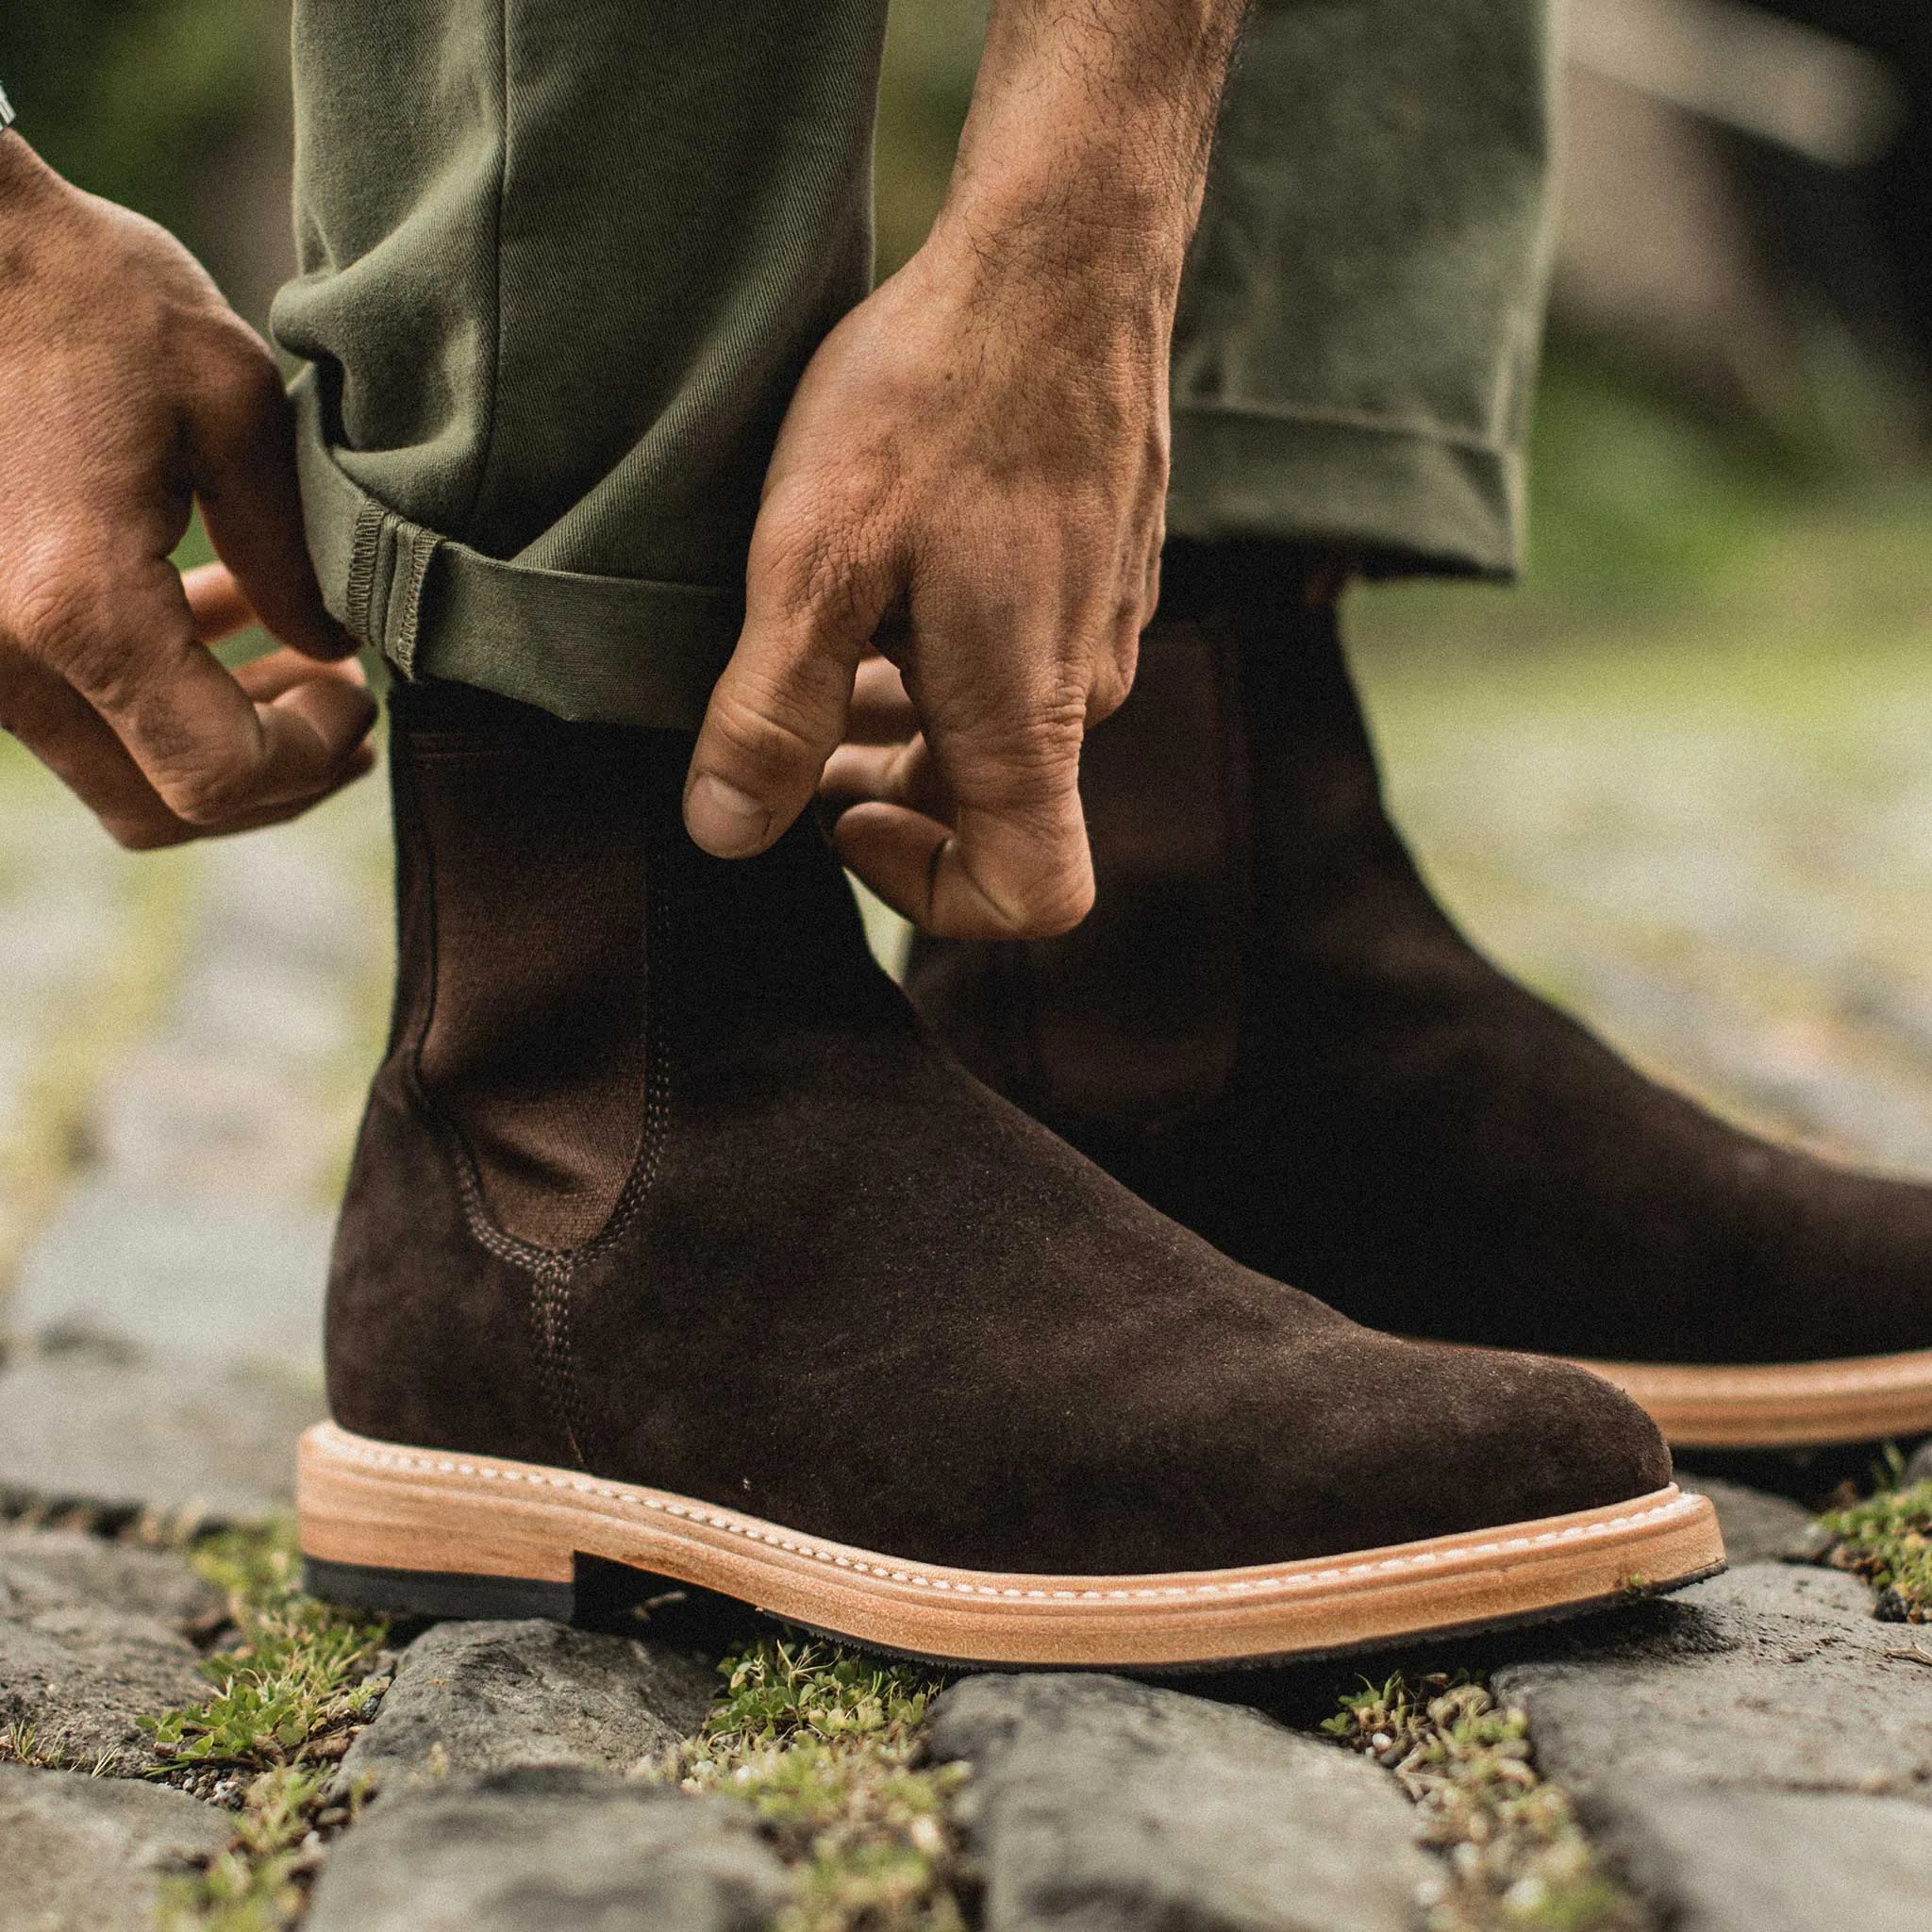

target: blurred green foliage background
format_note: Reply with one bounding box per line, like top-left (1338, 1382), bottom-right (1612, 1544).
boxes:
top-left (2, 0), bottom-right (291, 321)
top-left (4, 0), bottom-right (1924, 653)
top-left (0, 0), bottom-right (984, 323)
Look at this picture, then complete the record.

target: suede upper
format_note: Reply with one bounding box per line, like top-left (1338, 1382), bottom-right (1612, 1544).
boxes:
top-left (908, 546), bottom-right (1932, 1369)
top-left (325, 681), bottom-right (1670, 1579)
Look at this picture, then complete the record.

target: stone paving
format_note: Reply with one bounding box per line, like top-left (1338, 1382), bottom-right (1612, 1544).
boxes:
top-left (7, 541), bottom-right (1932, 1927)
top-left (0, 753), bottom-right (388, 1522)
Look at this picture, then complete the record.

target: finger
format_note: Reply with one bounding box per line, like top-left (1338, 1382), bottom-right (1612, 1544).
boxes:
top-left (185, 336), bottom-right (356, 662)
top-left (686, 525), bottom-right (892, 858)
top-left (832, 781), bottom-right (1094, 940)
top-left (45, 554), bottom-right (376, 825)
top-left (820, 734), bottom-right (952, 821)
top-left (109, 749), bottom-right (376, 846)
top-left (182, 561), bottom-right (258, 644)
top-left (233, 646), bottom-right (370, 706)
top-left (846, 654), bottom-right (917, 745)
top-left (0, 650), bottom-right (370, 847)
top-left (0, 652), bottom-right (205, 847)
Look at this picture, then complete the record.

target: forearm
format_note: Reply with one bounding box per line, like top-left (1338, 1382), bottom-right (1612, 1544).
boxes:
top-left (942, 0), bottom-right (1250, 281)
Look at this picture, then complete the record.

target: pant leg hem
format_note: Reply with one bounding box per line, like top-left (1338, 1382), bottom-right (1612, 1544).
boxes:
top-left (294, 373), bottom-right (740, 731)
top-left (1166, 406), bottom-right (1526, 581)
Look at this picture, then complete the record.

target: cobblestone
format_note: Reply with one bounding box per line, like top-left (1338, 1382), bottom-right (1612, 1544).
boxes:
top-left (1495, 1564), bottom-right (1932, 1797)
top-left (341, 1618), bottom-right (715, 1794)
top-left (305, 1768), bottom-right (787, 1932)
top-left (927, 1674), bottom-right (1435, 1932)
top-left (0, 1525), bottom-right (219, 1773)
top-left (1590, 1782), bottom-right (1932, 1932)
top-left (0, 1762), bottom-right (230, 1932)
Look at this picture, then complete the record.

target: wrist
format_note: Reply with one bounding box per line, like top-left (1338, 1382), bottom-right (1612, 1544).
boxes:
top-left (920, 171), bottom-right (1190, 350)
top-left (0, 130), bottom-right (58, 220)
top-left (935, 6), bottom-right (1241, 296)
top-left (954, 98), bottom-right (1199, 258)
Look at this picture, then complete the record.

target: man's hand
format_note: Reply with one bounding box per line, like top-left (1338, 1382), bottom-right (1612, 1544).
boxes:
top-left (0, 135), bottom-right (375, 850)
top-left (685, 0), bottom-right (1245, 938)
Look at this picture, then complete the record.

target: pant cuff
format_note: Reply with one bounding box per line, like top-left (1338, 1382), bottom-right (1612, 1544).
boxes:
top-left (293, 373), bottom-right (740, 732)
top-left (1165, 405), bottom-right (1527, 581)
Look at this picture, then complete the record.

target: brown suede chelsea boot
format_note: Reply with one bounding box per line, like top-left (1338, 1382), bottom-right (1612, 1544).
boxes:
top-left (907, 541), bottom-right (1932, 1454)
top-left (297, 679), bottom-right (1720, 1668)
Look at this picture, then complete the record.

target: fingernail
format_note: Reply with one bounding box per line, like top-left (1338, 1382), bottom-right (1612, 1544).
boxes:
top-left (686, 773), bottom-right (772, 856)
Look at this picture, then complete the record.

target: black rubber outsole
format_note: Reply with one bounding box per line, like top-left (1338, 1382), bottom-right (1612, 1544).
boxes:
top-left (303, 1553), bottom-right (1728, 1673)
top-left (305, 1557), bottom-right (576, 1623)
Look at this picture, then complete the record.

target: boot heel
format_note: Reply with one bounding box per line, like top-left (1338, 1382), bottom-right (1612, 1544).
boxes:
top-left (304, 1557), bottom-right (575, 1622)
top-left (299, 1424), bottom-right (581, 1622)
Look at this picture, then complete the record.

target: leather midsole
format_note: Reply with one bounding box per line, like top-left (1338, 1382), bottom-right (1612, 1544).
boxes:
top-left (1571, 1347), bottom-right (1932, 1449)
top-left (297, 1423), bottom-right (1724, 1667)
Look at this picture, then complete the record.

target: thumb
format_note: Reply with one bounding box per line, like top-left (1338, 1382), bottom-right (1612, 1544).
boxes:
top-left (686, 537), bottom-right (891, 858)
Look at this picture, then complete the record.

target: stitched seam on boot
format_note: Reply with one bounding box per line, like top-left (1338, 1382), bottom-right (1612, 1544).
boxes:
top-left (527, 1254), bottom-right (589, 1468)
top-left (440, 985), bottom-right (671, 1261)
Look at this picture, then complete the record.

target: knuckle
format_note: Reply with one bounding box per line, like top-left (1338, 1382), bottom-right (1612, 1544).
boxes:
top-left (1087, 660), bottom-right (1131, 724)
top-left (203, 313), bottom-right (279, 391)
top-left (190, 322), bottom-right (287, 451)
top-left (976, 709), bottom-right (1085, 804)
top-left (9, 571), bottom-right (108, 674)
top-left (1086, 601), bottom-right (1142, 724)
top-left (708, 684), bottom-right (827, 791)
top-left (1018, 870), bottom-right (1094, 938)
top-left (966, 806), bottom-right (1093, 940)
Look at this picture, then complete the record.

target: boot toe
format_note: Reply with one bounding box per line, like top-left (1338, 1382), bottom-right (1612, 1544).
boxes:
top-left (1278, 1326), bottom-right (1675, 1561)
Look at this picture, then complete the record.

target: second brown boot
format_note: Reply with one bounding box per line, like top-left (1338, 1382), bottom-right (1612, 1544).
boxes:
top-left (297, 680), bottom-right (1720, 1668)
top-left (908, 542), bottom-right (1932, 1452)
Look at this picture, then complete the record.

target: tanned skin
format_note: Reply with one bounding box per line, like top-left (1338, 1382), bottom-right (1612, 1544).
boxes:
top-left (686, 0), bottom-right (1251, 936)
top-left (0, 1), bottom-right (1246, 929)
top-left (0, 135), bottom-right (375, 849)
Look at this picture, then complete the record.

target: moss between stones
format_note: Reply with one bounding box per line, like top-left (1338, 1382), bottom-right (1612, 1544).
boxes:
top-left (0, 1718), bottom-right (105, 1773)
top-left (654, 1640), bottom-right (969, 1932)
top-left (142, 1522), bottom-right (388, 1931)
top-left (1819, 1474), bottom-right (1932, 1624)
top-left (1323, 1673), bottom-right (1644, 1932)
top-left (117, 1542), bottom-right (1693, 1931)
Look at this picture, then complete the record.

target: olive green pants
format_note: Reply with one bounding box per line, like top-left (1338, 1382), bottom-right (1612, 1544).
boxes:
top-left (275, 0), bottom-right (1553, 731)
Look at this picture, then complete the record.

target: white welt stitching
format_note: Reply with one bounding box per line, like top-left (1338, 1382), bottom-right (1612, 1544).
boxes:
top-left (317, 1429), bottom-right (1704, 1605)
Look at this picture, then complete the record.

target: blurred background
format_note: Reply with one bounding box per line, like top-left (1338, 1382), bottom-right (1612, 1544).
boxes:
top-left (8, 0), bottom-right (1932, 1351)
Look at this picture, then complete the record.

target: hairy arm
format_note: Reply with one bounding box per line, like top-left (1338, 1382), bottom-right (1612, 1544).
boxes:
top-left (686, 0), bottom-right (1248, 937)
